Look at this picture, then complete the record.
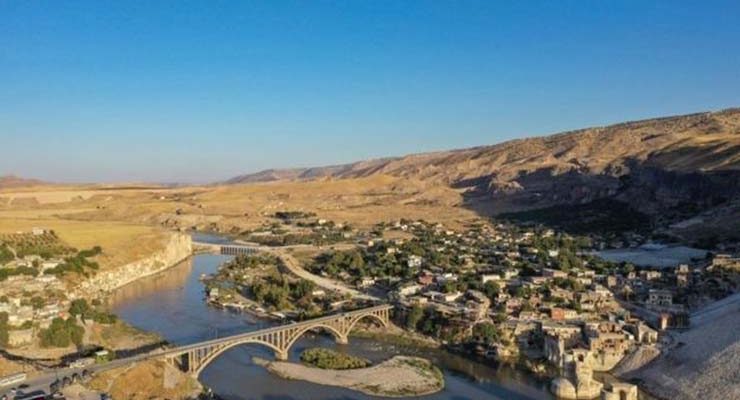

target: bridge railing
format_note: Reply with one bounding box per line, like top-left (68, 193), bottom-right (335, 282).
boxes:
top-left (164, 304), bottom-right (393, 356)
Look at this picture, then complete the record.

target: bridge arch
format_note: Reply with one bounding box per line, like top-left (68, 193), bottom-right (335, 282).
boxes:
top-left (192, 338), bottom-right (283, 376)
top-left (282, 322), bottom-right (347, 351)
top-left (164, 305), bottom-right (393, 377)
top-left (346, 312), bottom-right (388, 334)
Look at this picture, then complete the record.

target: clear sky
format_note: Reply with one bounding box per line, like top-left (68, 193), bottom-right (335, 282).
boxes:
top-left (2, 1), bottom-right (739, 183)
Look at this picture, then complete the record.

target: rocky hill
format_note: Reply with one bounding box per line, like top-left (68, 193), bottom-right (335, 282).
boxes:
top-left (225, 109), bottom-right (740, 243)
top-left (0, 175), bottom-right (45, 189)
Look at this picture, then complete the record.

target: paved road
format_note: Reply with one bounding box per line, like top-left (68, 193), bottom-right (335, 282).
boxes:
top-left (0, 348), bottom-right (169, 398)
top-left (263, 247), bottom-right (380, 301)
top-left (194, 240), bottom-right (378, 301)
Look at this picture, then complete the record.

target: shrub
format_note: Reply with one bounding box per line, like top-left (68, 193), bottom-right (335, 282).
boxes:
top-left (39, 318), bottom-right (84, 348)
top-left (300, 348), bottom-right (371, 370)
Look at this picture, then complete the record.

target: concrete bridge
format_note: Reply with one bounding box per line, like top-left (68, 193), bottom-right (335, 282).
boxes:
top-left (7, 305), bottom-right (392, 394)
top-left (192, 241), bottom-right (258, 256)
top-left (163, 304), bottom-right (392, 376)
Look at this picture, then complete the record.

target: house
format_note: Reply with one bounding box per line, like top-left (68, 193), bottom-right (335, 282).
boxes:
top-left (639, 270), bottom-right (661, 281)
top-left (550, 307), bottom-right (578, 321)
top-left (398, 284), bottom-right (422, 297)
top-left (407, 255), bottom-right (423, 268)
top-left (502, 269), bottom-right (519, 279)
top-left (435, 272), bottom-right (458, 284)
top-left (628, 321), bottom-right (658, 344)
top-left (529, 276), bottom-right (549, 285)
top-left (646, 289), bottom-right (672, 307)
top-left (418, 273), bottom-right (434, 286)
top-left (358, 277), bottom-right (376, 289)
top-left (542, 268), bottom-right (567, 278)
top-left (406, 295), bottom-right (428, 306)
top-left (41, 260), bottom-right (61, 272)
top-left (481, 274), bottom-right (500, 284)
top-left (710, 254), bottom-right (740, 270)
top-left (431, 291), bottom-right (462, 303)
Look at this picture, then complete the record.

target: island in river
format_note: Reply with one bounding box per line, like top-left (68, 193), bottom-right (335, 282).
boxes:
top-left (254, 355), bottom-right (444, 398)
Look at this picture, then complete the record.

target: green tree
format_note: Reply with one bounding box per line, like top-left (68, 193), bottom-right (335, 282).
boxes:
top-left (482, 281), bottom-right (500, 300)
top-left (69, 299), bottom-right (91, 319)
top-left (30, 296), bottom-right (45, 310)
top-left (405, 305), bottom-right (424, 330)
top-left (472, 322), bottom-right (500, 344)
top-left (39, 318), bottom-right (84, 348)
top-left (0, 312), bottom-right (9, 347)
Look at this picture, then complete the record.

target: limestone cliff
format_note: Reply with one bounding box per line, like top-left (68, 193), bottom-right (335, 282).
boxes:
top-left (74, 232), bottom-right (192, 297)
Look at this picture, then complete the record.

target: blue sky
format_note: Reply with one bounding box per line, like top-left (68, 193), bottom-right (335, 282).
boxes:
top-left (1, 1), bottom-right (739, 183)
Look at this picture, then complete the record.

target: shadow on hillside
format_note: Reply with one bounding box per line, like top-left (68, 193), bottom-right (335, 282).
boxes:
top-left (455, 152), bottom-right (740, 238)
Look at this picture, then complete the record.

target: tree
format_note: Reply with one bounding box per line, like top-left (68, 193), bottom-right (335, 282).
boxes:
top-left (30, 296), bottom-right (45, 310)
top-left (406, 305), bottom-right (424, 330)
top-left (0, 312), bottom-right (9, 347)
top-left (0, 244), bottom-right (14, 265)
top-left (69, 299), bottom-right (91, 319)
top-left (472, 322), bottom-right (499, 344)
top-left (483, 281), bottom-right (500, 300)
top-left (39, 318), bottom-right (84, 348)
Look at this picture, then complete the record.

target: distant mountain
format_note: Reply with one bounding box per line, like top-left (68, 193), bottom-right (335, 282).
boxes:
top-left (0, 175), bottom-right (45, 189)
top-left (224, 108), bottom-right (740, 243)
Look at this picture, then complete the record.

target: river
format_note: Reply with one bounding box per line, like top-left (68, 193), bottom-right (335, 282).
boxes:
top-left (109, 234), bottom-right (553, 400)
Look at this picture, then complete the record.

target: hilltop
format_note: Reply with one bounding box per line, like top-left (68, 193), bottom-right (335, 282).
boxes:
top-left (0, 175), bottom-right (45, 189)
top-left (227, 109), bottom-right (740, 187)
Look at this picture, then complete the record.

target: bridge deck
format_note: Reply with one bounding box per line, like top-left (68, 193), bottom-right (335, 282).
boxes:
top-left (163, 304), bottom-right (392, 356)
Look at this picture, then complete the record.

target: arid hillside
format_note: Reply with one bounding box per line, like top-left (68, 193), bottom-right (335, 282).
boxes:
top-left (2, 108), bottom-right (739, 247)
top-left (227, 109), bottom-right (740, 208)
top-left (224, 108), bottom-right (740, 245)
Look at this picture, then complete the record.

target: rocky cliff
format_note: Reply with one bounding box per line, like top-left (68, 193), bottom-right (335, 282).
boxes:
top-left (75, 232), bottom-right (192, 297)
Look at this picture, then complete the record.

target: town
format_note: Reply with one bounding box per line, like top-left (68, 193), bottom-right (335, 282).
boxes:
top-left (204, 212), bottom-right (740, 400)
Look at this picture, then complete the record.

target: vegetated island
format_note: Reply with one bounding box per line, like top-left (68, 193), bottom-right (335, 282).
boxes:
top-left (253, 348), bottom-right (444, 398)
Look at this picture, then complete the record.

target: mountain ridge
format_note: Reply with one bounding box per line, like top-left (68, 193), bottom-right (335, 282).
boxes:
top-left (225, 108), bottom-right (740, 185)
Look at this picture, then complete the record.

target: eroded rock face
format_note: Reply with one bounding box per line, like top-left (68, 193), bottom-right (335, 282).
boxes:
top-left (74, 232), bottom-right (192, 297)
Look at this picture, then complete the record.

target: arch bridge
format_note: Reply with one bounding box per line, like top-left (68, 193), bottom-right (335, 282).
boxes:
top-left (163, 304), bottom-right (392, 376)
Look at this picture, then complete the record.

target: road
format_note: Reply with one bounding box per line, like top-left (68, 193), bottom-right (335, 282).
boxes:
top-left (262, 246), bottom-right (380, 301)
top-left (194, 240), bottom-right (379, 301)
top-left (2, 304), bottom-right (392, 398)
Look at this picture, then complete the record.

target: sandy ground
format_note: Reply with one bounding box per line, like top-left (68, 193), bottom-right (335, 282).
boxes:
top-left (0, 217), bottom-right (166, 270)
top-left (256, 355), bottom-right (444, 397)
top-left (88, 359), bottom-right (201, 400)
top-left (628, 293), bottom-right (740, 400)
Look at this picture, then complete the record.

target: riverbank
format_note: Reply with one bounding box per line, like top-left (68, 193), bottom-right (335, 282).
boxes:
top-left (74, 232), bottom-right (192, 298)
top-left (254, 355), bottom-right (444, 398)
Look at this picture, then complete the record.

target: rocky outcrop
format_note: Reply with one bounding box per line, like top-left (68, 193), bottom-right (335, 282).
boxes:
top-left (74, 232), bottom-right (191, 297)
